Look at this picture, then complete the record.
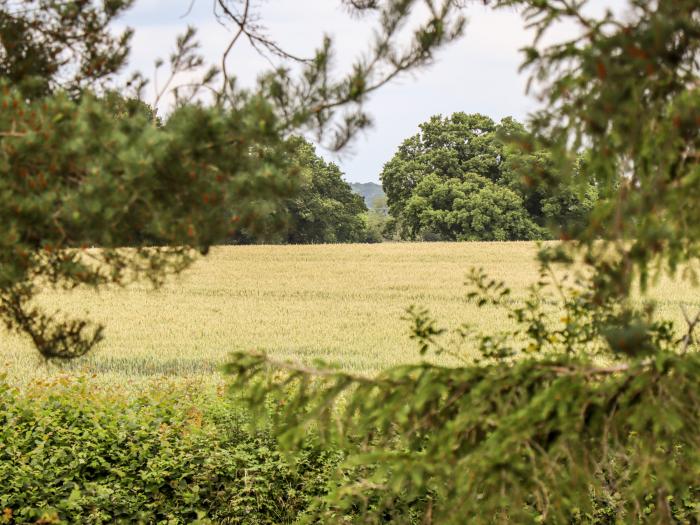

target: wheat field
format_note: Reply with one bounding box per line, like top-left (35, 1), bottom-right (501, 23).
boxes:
top-left (1, 242), bottom-right (696, 386)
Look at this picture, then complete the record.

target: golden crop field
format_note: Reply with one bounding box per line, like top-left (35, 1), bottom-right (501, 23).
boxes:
top-left (1, 242), bottom-right (696, 387)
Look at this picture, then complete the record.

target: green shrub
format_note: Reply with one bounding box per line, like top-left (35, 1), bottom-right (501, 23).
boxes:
top-left (4, 374), bottom-right (694, 524)
top-left (0, 377), bottom-right (341, 524)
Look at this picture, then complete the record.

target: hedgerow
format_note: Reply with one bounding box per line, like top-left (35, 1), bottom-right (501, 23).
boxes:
top-left (2, 370), bottom-right (697, 524)
top-left (0, 377), bottom-right (341, 524)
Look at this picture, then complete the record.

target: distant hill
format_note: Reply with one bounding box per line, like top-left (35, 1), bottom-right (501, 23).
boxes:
top-left (350, 182), bottom-right (386, 209)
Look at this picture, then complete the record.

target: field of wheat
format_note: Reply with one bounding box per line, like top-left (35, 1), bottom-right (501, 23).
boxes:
top-left (1, 242), bottom-right (696, 387)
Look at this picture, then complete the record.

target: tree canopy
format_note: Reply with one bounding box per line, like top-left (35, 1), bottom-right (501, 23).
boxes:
top-left (285, 140), bottom-right (369, 244)
top-left (403, 172), bottom-right (544, 241)
top-left (381, 112), bottom-right (598, 240)
top-left (231, 139), bottom-right (370, 244)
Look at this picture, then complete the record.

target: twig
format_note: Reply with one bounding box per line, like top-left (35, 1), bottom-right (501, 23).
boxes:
top-left (680, 304), bottom-right (700, 352)
top-left (218, 0), bottom-right (250, 92)
top-left (0, 130), bottom-right (27, 137)
top-left (180, 0), bottom-right (196, 18)
top-left (215, 0), bottom-right (310, 74)
top-left (540, 362), bottom-right (632, 377)
top-left (253, 354), bottom-right (383, 386)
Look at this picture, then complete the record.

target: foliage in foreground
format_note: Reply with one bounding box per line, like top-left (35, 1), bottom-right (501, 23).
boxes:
top-left (3, 372), bottom-right (697, 525)
top-left (0, 377), bottom-right (340, 524)
top-left (228, 257), bottom-right (700, 523)
top-left (227, 0), bottom-right (700, 522)
top-left (0, 0), bottom-right (467, 358)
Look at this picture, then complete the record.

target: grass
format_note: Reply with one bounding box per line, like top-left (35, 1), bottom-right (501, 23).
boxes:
top-left (1, 242), bottom-right (696, 386)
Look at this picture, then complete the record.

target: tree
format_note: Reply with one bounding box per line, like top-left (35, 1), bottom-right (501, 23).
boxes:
top-left (502, 149), bottom-right (599, 237)
top-left (0, 66), bottom-right (297, 359)
top-left (381, 113), bottom-right (506, 220)
top-left (0, 0), bottom-right (135, 99)
top-left (229, 1), bottom-right (700, 523)
top-left (284, 139), bottom-right (369, 244)
top-left (403, 173), bottom-right (544, 240)
top-left (381, 112), bottom-right (597, 240)
top-left (0, 0), bottom-right (467, 358)
top-left (232, 138), bottom-right (370, 244)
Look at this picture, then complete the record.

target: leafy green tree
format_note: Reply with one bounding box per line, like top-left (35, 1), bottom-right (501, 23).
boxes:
top-left (0, 0), bottom-right (135, 99)
top-left (502, 149), bottom-right (599, 237)
top-left (0, 62), bottom-right (296, 359)
top-left (507, 0), bottom-right (700, 293)
top-left (403, 173), bottom-right (544, 240)
top-left (229, 1), bottom-right (700, 523)
top-left (0, 0), bottom-right (467, 358)
top-left (228, 139), bottom-right (369, 244)
top-left (381, 112), bottom-right (597, 240)
top-left (281, 139), bottom-right (370, 244)
top-left (381, 113), bottom-right (505, 220)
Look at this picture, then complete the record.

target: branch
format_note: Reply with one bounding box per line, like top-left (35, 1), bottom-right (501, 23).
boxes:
top-left (680, 304), bottom-right (700, 352)
top-left (218, 0), bottom-right (250, 91)
top-left (242, 351), bottom-right (636, 395)
top-left (0, 130), bottom-right (27, 137)
top-left (539, 362), bottom-right (633, 378)
top-left (253, 354), bottom-right (385, 386)
top-left (215, 0), bottom-right (311, 75)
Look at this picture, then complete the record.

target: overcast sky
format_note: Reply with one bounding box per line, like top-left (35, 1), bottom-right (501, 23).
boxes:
top-left (115, 1), bottom-right (617, 184)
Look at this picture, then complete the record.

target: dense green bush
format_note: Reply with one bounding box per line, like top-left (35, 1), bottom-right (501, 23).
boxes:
top-left (0, 377), bottom-right (341, 524)
top-left (3, 372), bottom-right (696, 524)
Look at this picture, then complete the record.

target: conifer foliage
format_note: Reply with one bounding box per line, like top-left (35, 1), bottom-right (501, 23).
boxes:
top-left (0, 0), bottom-right (466, 358)
top-left (228, 1), bottom-right (700, 522)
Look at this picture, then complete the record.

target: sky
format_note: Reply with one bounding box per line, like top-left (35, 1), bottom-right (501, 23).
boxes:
top-left (113, 1), bottom-right (616, 184)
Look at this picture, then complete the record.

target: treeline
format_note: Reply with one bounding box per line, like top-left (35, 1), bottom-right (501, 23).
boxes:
top-left (228, 138), bottom-right (380, 245)
top-left (105, 91), bottom-right (600, 245)
top-left (233, 112), bottom-right (601, 245)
